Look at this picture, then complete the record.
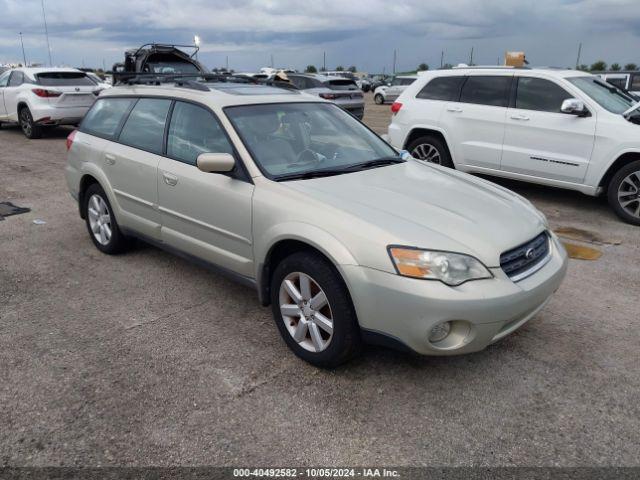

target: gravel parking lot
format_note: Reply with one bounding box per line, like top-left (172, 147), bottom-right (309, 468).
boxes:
top-left (1, 93), bottom-right (639, 467)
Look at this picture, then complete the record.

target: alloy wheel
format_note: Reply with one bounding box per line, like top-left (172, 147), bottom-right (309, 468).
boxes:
top-left (87, 194), bottom-right (113, 245)
top-left (617, 171), bottom-right (640, 219)
top-left (20, 109), bottom-right (32, 137)
top-left (411, 143), bottom-right (442, 164)
top-left (278, 272), bottom-right (334, 353)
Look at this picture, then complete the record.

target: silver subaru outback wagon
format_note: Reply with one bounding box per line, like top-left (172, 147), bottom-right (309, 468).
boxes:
top-left (65, 78), bottom-right (568, 367)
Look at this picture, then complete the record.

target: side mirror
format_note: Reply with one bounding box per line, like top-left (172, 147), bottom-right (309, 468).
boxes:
top-left (196, 153), bottom-right (235, 173)
top-left (561, 98), bottom-right (588, 116)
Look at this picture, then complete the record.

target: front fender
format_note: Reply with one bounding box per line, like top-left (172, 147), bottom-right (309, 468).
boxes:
top-left (255, 222), bottom-right (359, 303)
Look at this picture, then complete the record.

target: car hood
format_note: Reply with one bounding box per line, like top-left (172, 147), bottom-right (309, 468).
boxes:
top-left (285, 161), bottom-right (546, 267)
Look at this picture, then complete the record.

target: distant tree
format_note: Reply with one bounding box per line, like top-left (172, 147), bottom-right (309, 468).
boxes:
top-left (305, 65), bottom-right (317, 73)
top-left (335, 65), bottom-right (344, 71)
top-left (348, 65), bottom-right (357, 73)
top-left (417, 63), bottom-right (429, 71)
top-left (577, 64), bottom-right (590, 72)
top-left (610, 63), bottom-right (621, 71)
top-left (624, 63), bottom-right (638, 71)
top-left (589, 60), bottom-right (607, 72)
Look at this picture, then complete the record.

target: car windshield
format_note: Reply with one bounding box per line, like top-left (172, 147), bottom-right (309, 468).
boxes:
top-left (225, 102), bottom-right (401, 180)
top-left (568, 76), bottom-right (636, 114)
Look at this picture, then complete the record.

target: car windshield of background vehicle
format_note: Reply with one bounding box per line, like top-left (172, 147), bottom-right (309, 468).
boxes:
top-left (36, 72), bottom-right (95, 86)
top-left (146, 61), bottom-right (201, 74)
top-left (225, 102), bottom-right (401, 180)
top-left (568, 77), bottom-right (636, 114)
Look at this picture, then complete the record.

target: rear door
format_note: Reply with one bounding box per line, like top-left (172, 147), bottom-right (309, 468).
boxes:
top-left (100, 97), bottom-right (170, 239)
top-left (442, 74), bottom-right (511, 169)
top-left (34, 72), bottom-right (97, 109)
top-left (3, 71), bottom-right (25, 120)
top-left (157, 101), bottom-right (254, 277)
top-left (501, 76), bottom-right (595, 183)
top-left (0, 71), bottom-right (10, 118)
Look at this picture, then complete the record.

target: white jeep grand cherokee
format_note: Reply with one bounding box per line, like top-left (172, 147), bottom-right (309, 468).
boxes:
top-left (388, 67), bottom-right (640, 225)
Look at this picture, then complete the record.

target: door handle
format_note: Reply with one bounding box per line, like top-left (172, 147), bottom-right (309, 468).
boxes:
top-left (162, 172), bottom-right (178, 186)
top-left (510, 114), bottom-right (530, 121)
top-left (446, 106), bottom-right (463, 113)
top-left (104, 153), bottom-right (116, 165)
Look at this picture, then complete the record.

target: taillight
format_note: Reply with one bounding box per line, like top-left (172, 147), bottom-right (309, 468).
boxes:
top-left (32, 88), bottom-right (62, 98)
top-left (66, 130), bottom-right (77, 151)
top-left (319, 93), bottom-right (339, 100)
top-left (391, 102), bottom-right (403, 114)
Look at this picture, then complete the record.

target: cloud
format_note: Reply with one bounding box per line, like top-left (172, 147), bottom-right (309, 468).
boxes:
top-left (0, 0), bottom-right (639, 70)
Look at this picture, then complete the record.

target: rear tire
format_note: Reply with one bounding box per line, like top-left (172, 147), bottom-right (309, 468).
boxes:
top-left (607, 160), bottom-right (640, 225)
top-left (374, 93), bottom-right (384, 105)
top-left (270, 251), bottom-right (362, 368)
top-left (19, 106), bottom-right (42, 139)
top-left (84, 183), bottom-right (130, 254)
top-left (407, 134), bottom-right (454, 168)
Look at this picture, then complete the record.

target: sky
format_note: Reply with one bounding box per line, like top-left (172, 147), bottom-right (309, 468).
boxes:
top-left (1, 0), bottom-right (640, 73)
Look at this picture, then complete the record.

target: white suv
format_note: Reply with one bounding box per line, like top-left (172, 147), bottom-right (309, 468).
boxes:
top-left (373, 75), bottom-right (417, 105)
top-left (388, 68), bottom-right (640, 225)
top-left (0, 67), bottom-right (100, 138)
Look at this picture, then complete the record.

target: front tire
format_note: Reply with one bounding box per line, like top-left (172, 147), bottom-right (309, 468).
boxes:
top-left (84, 183), bottom-right (130, 254)
top-left (407, 135), bottom-right (454, 168)
top-left (270, 251), bottom-right (361, 368)
top-left (374, 93), bottom-right (384, 105)
top-left (19, 107), bottom-right (42, 139)
top-left (607, 160), bottom-right (640, 225)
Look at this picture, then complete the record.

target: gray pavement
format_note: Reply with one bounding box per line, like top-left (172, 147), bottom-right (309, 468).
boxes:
top-left (0, 94), bottom-right (638, 466)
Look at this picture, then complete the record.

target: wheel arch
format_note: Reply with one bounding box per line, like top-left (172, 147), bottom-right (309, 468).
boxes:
top-left (256, 229), bottom-right (358, 307)
top-left (599, 151), bottom-right (640, 193)
top-left (403, 127), bottom-right (456, 165)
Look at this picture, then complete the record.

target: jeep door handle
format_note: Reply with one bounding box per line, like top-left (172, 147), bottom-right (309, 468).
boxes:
top-left (162, 172), bottom-right (178, 186)
top-left (446, 106), bottom-right (463, 113)
top-left (510, 114), bottom-right (530, 121)
top-left (104, 154), bottom-right (116, 165)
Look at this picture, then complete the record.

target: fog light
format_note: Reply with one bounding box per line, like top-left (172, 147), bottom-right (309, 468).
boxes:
top-left (429, 322), bottom-right (451, 343)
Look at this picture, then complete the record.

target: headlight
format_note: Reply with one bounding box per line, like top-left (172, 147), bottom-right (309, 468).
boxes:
top-left (388, 247), bottom-right (492, 286)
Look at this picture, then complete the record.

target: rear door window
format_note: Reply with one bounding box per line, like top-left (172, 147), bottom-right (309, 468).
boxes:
top-left (167, 101), bottom-right (234, 165)
top-left (81, 98), bottom-right (135, 139)
top-left (8, 72), bottom-right (24, 87)
top-left (36, 72), bottom-right (95, 86)
top-left (118, 98), bottom-right (172, 154)
top-left (416, 76), bottom-right (465, 101)
top-left (515, 77), bottom-right (573, 112)
top-left (460, 76), bottom-right (511, 107)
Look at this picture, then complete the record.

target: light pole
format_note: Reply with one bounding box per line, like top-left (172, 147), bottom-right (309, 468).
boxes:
top-left (19, 32), bottom-right (27, 66)
top-left (41, 0), bottom-right (53, 66)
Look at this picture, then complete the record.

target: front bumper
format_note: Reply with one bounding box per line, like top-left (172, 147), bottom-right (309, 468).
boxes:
top-left (342, 233), bottom-right (568, 356)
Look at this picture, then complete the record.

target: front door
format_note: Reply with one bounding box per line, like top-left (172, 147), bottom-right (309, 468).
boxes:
top-left (157, 101), bottom-right (254, 277)
top-left (501, 76), bottom-right (596, 183)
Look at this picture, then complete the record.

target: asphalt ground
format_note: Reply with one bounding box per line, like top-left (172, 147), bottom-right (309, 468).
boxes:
top-left (0, 93), bottom-right (639, 467)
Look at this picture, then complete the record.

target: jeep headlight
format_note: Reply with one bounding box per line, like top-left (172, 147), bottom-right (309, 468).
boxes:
top-left (388, 247), bottom-right (492, 286)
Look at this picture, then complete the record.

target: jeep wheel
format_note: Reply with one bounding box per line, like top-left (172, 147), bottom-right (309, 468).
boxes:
top-left (407, 135), bottom-right (453, 168)
top-left (271, 251), bottom-right (361, 368)
top-left (608, 160), bottom-right (640, 225)
top-left (19, 107), bottom-right (42, 139)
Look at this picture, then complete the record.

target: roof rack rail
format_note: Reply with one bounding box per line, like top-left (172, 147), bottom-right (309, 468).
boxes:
top-left (452, 65), bottom-right (531, 70)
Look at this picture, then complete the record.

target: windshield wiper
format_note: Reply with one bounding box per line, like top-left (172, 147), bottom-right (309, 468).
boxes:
top-left (340, 156), bottom-right (406, 172)
top-left (275, 168), bottom-right (351, 182)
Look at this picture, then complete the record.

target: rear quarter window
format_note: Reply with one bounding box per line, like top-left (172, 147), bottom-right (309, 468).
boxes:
top-left (36, 72), bottom-right (95, 86)
top-left (80, 98), bottom-right (135, 139)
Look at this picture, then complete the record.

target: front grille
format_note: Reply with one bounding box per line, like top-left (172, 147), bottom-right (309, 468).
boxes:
top-left (500, 232), bottom-right (549, 280)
